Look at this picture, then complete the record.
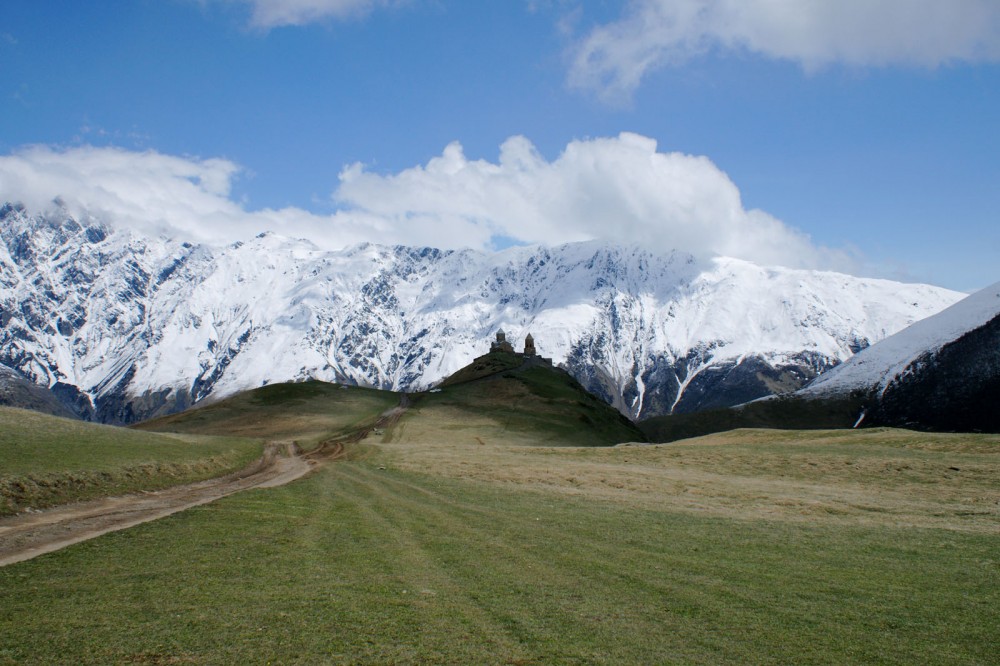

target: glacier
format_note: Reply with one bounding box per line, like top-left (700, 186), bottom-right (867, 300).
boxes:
top-left (0, 202), bottom-right (965, 424)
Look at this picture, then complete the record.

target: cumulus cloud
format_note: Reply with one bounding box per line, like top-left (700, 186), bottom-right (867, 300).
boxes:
top-left (336, 132), bottom-right (850, 269)
top-left (0, 136), bottom-right (853, 271)
top-left (570, 0), bottom-right (1000, 101)
top-left (0, 145), bottom-right (381, 248)
top-left (221, 0), bottom-right (405, 28)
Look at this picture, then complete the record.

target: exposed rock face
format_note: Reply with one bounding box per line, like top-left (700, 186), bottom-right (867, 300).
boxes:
top-left (863, 314), bottom-right (1000, 432)
top-left (0, 363), bottom-right (76, 418)
top-left (0, 202), bottom-right (963, 424)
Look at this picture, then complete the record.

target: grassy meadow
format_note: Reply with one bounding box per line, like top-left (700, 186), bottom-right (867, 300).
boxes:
top-left (1, 394), bottom-right (998, 663)
top-left (0, 406), bottom-right (262, 516)
top-left (378, 425), bottom-right (1000, 531)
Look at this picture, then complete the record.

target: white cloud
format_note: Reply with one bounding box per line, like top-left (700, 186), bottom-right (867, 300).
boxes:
top-left (0, 136), bottom-right (853, 271)
top-left (0, 145), bottom-right (379, 248)
top-left (336, 132), bottom-right (851, 269)
top-left (222, 0), bottom-right (404, 28)
top-left (570, 0), bottom-right (1000, 101)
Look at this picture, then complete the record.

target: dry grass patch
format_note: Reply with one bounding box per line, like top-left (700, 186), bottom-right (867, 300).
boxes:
top-left (373, 424), bottom-right (1000, 533)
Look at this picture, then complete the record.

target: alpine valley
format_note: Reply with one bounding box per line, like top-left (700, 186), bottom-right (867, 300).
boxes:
top-left (0, 202), bottom-right (964, 425)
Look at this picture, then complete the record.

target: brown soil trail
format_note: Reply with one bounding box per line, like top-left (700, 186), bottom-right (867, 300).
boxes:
top-left (0, 398), bottom-right (407, 567)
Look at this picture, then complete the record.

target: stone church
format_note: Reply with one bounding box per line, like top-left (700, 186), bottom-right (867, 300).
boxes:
top-left (487, 330), bottom-right (550, 363)
top-left (489, 329), bottom-right (515, 353)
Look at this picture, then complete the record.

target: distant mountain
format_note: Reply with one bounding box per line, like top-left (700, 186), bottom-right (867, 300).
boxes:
top-left (642, 283), bottom-right (1000, 441)
top-left (0, 202), bottom-right (963, 424)
top-left (802, 281), bottom-right (1000, 432)
top-left (0, 363), bottom-right (75, 418)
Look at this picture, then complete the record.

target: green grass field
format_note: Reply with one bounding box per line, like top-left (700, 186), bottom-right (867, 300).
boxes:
top-left (0, 406), bottom-right (263, 516)
top-left (0, 454), bottom-right (995, 664)
top-left (2, 376), bottom-right (997, 662)
top-left (1, 403), bottom-right (997, 663)
top-left (374, 426), bottom-right (1000, 533)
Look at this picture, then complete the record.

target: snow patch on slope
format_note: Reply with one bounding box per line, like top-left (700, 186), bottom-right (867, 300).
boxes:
top-left (803, 282), bottom-right (1000, 395)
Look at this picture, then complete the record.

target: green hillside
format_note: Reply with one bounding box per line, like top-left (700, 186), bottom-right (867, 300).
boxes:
top-left (135, 380), bottom-right (400, 447)
top-left (0, 406), bottom-right (261, 515)
top-left (137, 357), bottom-right (644, 450)
top-left (408, 351), bottom-right (646, 446)
top-left (438, 350), bottom-right (525, 386)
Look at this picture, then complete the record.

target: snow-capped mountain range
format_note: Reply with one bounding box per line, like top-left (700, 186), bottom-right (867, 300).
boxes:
top-left (0, 202), bottom-right (964, 424)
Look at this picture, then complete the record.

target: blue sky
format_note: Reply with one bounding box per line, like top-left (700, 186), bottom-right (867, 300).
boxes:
top-left (1, 0), bottom-right (998, 291)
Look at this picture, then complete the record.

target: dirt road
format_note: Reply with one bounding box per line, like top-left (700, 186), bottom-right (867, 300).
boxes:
top-left (0, 399), bottom-right (407, 567)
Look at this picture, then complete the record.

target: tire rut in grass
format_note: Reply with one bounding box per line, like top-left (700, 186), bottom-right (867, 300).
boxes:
top-left (331, 463), bottom-right (650, 657)
top-left (323, 463), bottom-right (534, 661)
top-left (0, 441), bottom-right (313, 567)
top-left (341, 463), bottom-right (790, 652)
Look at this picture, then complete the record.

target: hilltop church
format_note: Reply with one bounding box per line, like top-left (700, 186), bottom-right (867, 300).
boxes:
top-left (486, 330), bottom-right (550, 364)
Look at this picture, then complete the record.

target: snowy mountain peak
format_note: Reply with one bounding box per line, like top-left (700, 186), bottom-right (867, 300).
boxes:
top-left (0, 205), bottom-right (965, 423)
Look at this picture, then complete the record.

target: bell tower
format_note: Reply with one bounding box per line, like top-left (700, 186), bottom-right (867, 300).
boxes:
top-left (524, 333), bottom-right (536, 356)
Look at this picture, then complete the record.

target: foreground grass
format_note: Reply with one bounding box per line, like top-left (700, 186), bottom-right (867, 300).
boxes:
top-left (1, 434), bottom-right (997, 664)
top-left (0, 407), bottom-right (262, 515)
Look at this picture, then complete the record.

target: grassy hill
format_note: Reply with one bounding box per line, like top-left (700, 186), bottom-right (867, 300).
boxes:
top-left (135, 380), bottom-right (400, 447)
top-left (410, 351), bottom-right (646, 446)
top-left (639, 392), bottom-right (865, 442)
top-left (0, 406), bottom-right (262, 516)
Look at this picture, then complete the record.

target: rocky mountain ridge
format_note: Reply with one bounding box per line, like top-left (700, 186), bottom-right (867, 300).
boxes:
top-left (802, 281), bottom-right (1000, 431)
top-left (0, 202), bottom-right (964, 424)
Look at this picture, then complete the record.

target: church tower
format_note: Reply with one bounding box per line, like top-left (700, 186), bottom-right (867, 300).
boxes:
top-left (524, 333), bottom-right (536, 356)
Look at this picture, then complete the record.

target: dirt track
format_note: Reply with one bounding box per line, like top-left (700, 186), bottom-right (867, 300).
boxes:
top-left (0, 400), bottom-right (407, 567)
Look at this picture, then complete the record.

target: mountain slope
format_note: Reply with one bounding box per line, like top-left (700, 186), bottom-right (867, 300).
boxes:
top-left (642, 283), bottom-right (1000, 441)
top-left (0, 203), bottom-right (963, 424)
top-left (802, 281), bottom-right (1000, 396)
top-left (0, 363), bottom-right (76, 418)
top-left (803, 281), bottom-right (1000, 431)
